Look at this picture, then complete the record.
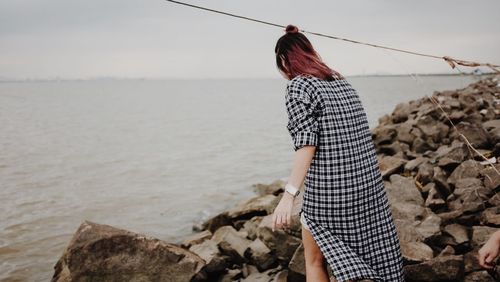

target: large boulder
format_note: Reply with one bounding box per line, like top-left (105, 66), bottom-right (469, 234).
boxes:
top-left (52, 221), bottom-right (205, 282)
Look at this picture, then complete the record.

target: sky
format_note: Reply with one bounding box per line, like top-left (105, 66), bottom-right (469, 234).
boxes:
top-left (1, 0), bottom-right (499, 80)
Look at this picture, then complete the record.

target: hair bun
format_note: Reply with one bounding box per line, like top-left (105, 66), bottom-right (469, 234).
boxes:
top-left (285, 24), bottom-right (299, 34)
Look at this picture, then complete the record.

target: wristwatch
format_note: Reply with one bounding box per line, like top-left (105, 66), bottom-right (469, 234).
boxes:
top-left (285, 183), bottom-right (300, 197)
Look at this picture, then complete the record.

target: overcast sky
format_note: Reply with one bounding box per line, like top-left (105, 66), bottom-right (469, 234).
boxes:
top-left (1, 0), bottom-right (499, 79)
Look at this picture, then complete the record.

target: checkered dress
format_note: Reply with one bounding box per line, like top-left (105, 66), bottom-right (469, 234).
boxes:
top-left (285, 74), bottom-right (404, 282)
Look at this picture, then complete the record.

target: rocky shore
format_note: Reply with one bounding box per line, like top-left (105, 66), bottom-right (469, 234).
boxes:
top-left (52, 75), bottom-right (500, 282)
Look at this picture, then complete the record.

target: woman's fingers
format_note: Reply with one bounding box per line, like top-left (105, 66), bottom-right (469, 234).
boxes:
top-left (272, 211), bottom-right (293, 232)
top-left (479, 251), bottom-right (494, 269)
top-left (271, 212), bottom-right (276, 232)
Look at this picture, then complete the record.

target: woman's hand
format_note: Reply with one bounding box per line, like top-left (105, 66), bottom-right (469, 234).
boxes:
top-left (271, 192), bottom-right (295, 232)
top-left (478, 230), bottom-right (500, 269)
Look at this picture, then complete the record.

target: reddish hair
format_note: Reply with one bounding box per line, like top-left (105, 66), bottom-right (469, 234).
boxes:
top-left (275, 24), bottom-right (344, 81)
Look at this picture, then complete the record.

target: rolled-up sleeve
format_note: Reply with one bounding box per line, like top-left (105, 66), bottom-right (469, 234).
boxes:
top-left (285, 78), bottom-right (321, 151)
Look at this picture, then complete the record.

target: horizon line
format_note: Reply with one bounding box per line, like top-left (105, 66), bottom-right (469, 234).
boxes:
top-left (0, 71), bottom-right (494, 82)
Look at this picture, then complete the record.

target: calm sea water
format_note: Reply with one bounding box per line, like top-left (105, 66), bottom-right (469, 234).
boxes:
top-left (0, 75), bottom-right (482, 281)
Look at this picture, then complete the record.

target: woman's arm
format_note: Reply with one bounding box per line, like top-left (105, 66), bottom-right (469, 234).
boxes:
top-left (272, 145), bottom-right (316, 232)
top-left (478, 230), bottom-right (500, 269)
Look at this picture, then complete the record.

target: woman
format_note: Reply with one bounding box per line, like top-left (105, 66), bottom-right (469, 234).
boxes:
top-left (271, 24), bottom-right (405, 282)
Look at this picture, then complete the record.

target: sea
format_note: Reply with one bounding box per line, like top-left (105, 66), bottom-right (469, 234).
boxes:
top-left (0, 74), bottom-right (484, 281)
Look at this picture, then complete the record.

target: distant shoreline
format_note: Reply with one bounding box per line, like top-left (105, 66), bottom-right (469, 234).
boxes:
top-left (0, 72), bottom-right (496, 83)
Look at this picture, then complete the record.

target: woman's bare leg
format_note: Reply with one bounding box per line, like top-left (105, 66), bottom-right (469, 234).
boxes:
top-left (302, 225), bottom-right (331, 282)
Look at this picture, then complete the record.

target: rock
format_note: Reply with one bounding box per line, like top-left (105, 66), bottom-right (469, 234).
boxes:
top-left (481, 206), bottom-right (500, 226)
top-left (463, 270), bottom-right (495, 282)
top-left (417, 161), bottom-right (435, 184)
top-left (488, 193), bottom-right (500, 207)
top-left (378, 140), bottom-right (409, 156)
top-left (403, 254), bottom-right (464, 282)
top-left (392, 102), bottom-right (412, 123)
top-left (211, 225), bottom-right (253, 261)
top-left (437, 245), bottom-right (455, 256)
top-left (415, 210), bottom-right (442, 240)
top-left (256, 215), bottom-right (302, 262)
top-left (415, 115), bottom-right (449, 143)
top-left (252, 179), bottom-right (286, 196)
top-left (432, 166), bottom-right (451, 197)
top-left (52, 221), bottom-right (205, 282)
top-left (386, 174), bottom-right (424, 206)
top-left (378, 155), bottom-right (408, 178)
top-left (447, 160), bottom-right (482, 188)
top-left (435, 141), bottom-right (469, 169)
top-left (200, 211), bottom-right (232, 233)
top-left (483, 119), bottom-right (500, 144)
top-left (413, 136), bottom-right (435, 153)
top-left (404, 156), bottom-right (428, 172)
top-left (189, 239), bottom-right (228, 274)
top-left (239, 264), bottom-right (276, 281)
top-left (425, 185), bottom-right (446, 210)
top-left (181, 229), bottom-right (212, 248)
top-left (464, 248), bottom-right (483, 273)
top-left (218, 268), bottom-right (243, 281)
top-left (449, 121), bottom-right (490, 149)
top-left (242, 216), bottom-right (264, 241)
top-left (471, 226), bottom-right (499, 248)
top-left (396, 122), bottom-right (415, 144)
top-left (400, 241), bottom-right (434, 263)
top-left (372, 124), bottom-right (397, 146)
top-left (244, 238), bottom-right (276, 271)
top-left (443, 224), bottom-right (469, 245)
top-left (226, 194), bottom-right (278, 220)
top-left (270, 269), bottom-right (289, 282)
top-left (288, 243), bottom-right (306, 279)
top-left (480, 163), bottom-right (500, 191)
top-left (450, 178), bottom-right (490, 213)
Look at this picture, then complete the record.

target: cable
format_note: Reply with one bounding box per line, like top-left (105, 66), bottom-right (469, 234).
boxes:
top-left (164, 0), bottom-right (500, 73)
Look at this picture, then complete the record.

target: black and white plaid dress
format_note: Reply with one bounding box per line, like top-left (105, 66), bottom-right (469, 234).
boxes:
top-left (285, 74), bottom-right (404, 282)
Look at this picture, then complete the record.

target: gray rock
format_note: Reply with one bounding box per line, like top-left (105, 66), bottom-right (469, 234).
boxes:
top-left (480, 163), bottom-right (500, 191)
top-left (288, 243), bottom-right (306, 278)
top-left (443, 224), bottom-right (469, 245)
top-left (244, 238), bottom-right (276, 271)
top-left (392, 102), bottom-right (412, 123)
top-left (52, 221), bottom-right (205, 282)
top-left (404, 156), bottom-right (428, 172)
top-left (403, 254), bottom-right (464, 282)
top-left (378, 155), bottom-right (408, 178)
top-left (425, 185), bottom-right (446, 210)
top-left (447, 160), bottom-right (482, 188)
top-left (464, 248), bottom-right (483, 273)
top-left (372, 124), bottom-right (397, 145)
top-left (256, 215), bottom-right (302, 262)
top-left (182, 229), bottom-right (212, 248)
top-left (396, 122), bottom-right (415, 144)
top-left (189, 239), bottom-right (228, 273)
top-left (480, 206), bottom-right (500, 226)
top-left (386, 174), bottom-right (424, 206)
top-left (415, 115), bottom-right (449, 143)
top-left (449, 121), bottom-right (490, 149)
top-left (471, 226), bottom-right (499, 248)
top-left (400, 241), bottom-right (434, 263)
top-left (227, 194), bottom-right (278, 220)
top-left (450, 178), bottom-right (490, 213)
top-left (252, 179), bottom-right (286, 196)
top-left (464, 270), bottom-right (495, 282)
top-left (211, 225), bottom-right (253, 260)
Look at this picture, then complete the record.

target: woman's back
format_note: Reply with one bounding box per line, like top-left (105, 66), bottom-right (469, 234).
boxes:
top-left (285, 74), bottom-right (405, 281)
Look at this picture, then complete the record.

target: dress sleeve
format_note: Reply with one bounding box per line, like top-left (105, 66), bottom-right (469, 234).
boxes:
top-left (285, 78), bottom-right (321, 151)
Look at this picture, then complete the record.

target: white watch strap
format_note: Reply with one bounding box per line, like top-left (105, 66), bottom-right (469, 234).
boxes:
top-left (285, 183), bottom-right (299, 196)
